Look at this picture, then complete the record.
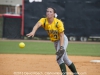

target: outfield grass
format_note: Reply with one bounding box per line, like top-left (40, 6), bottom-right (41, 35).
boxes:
top-left (0, 40), bottom-right (100, 56)
top-left (67, 43), bottom-right (100, 56)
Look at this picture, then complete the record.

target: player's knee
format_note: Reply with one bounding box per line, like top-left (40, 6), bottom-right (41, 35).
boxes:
top-left (64, 59), bottom-right (72, 66)
top-left (57, 59), bottom-right (64, 65)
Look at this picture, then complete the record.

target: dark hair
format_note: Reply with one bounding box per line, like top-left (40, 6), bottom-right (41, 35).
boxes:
top-left (47, 7), bottom-right (56, 13)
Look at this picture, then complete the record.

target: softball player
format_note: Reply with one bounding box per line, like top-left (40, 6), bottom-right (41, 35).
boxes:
top-left (26, 7), bottom-right (78, 75)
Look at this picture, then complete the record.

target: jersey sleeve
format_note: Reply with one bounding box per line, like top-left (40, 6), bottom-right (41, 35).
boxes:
top-left (57, 20), bottom-right (65, 33)
top-left (38, 18), bottom-right (45, 27)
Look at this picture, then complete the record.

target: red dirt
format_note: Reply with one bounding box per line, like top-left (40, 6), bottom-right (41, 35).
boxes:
top-left (0, 54), bottom-right (100, 75)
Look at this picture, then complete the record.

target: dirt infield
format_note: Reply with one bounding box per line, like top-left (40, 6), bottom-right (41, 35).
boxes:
top-left (0, 54), bottom-right (100, 75)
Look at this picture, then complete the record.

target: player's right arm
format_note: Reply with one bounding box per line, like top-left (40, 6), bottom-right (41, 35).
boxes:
top-left (26, 22), bottom-right (41, 37)
top-left (26, 18), bottom-right (45, 37)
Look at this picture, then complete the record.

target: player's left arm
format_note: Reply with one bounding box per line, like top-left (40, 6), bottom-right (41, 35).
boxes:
top-left (59, 32), bottom-right (64, 47)
top-left (56, 21), bottom-right (65, 60)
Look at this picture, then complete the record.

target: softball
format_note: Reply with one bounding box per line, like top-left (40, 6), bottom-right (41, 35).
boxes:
top-left (19, 42), bottom-right (25, 48)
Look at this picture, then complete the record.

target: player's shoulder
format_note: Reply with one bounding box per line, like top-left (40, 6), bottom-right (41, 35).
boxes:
top-left (39, 18), bottom-right (46, 23)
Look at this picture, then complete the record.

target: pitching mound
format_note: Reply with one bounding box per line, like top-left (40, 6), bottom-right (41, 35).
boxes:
top-left (0, 54), bottom-right (100, 75)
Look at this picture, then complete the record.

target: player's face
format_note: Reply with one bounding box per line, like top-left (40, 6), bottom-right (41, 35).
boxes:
top-left (46, 8), bottom-right (55, 19)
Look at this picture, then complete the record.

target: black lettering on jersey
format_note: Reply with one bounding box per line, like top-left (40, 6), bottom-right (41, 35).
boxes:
top-left (47, 30), bottom-right (58, 35)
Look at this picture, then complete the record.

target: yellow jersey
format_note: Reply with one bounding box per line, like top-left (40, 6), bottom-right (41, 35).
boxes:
top-left (38, 18), bottom-right (64, 42)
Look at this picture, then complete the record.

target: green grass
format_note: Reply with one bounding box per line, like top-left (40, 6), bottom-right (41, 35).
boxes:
top-left (0, 41), bottom-right (55, 54)
top-left (67, 43), bottom-right (100, 56)
top-left (0, 40), bottom-right (100, 56)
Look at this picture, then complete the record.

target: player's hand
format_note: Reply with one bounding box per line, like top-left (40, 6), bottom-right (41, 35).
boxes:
top-left (26, 32), bottom-right (34, 37)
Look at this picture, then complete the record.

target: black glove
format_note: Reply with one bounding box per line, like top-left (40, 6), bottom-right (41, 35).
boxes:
top-left (56, 46), bottom-right (65, 60)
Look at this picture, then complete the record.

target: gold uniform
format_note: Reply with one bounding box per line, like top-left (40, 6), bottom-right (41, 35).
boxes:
top-left (39, 18), bottom-right (78, 75)
top-left (38, 18), bottom-right (64, 42)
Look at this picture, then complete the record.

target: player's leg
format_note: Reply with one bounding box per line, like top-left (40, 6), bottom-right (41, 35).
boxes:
top-left (54, 35), bottom-right (78, 75)
top-left (63, 52), bottom-right (78, 75)
top-left (54, 41), bottom-right (66, 75)
top-left (63, 35), bottom-right (78, 75)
